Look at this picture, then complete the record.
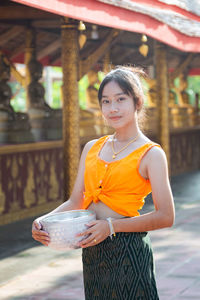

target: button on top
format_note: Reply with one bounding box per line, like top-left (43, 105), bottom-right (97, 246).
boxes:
top-left (105, 164), bottom-right (108, 168)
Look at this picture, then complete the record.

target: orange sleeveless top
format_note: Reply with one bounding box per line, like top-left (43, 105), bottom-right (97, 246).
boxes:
top-left (82, 136), bottom-right (160, 217)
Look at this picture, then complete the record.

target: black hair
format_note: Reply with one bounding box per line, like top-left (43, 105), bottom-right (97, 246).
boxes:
top-left (98, 66), bottom-right (146, 111)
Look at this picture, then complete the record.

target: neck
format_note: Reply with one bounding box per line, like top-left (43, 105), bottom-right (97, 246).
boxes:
top-left (114, 122), bottom-right (141, 142)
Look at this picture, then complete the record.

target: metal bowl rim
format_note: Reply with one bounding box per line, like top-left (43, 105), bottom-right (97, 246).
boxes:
top-left (41, 209), bottom-right (95, 223)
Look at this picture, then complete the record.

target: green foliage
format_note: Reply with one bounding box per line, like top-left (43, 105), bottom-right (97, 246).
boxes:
top-left (9, 65), bottom-right (200, 112)
top-left (187, 76), bottom-right (200, 105)
top-left (51, 80), bottom-right (62, 109)
top-left (174, 77), bottom-right (180, 87)
top-left (174, 75), bottom-right (200, 105)
top-left (78, 75), bottom-right (89, 109)
top-left (98, 71), bottom-right (105, 82)
top-left (187, 76), bottom-right (200, 93)
top-left (9, 82), bottom-right (26, 112)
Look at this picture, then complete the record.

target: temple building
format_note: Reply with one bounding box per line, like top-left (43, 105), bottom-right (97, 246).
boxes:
top-left (0, 0), bottom-right (200, 225)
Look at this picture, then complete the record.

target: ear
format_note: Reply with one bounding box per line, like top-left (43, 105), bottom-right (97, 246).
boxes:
top-left (136, 97), bottom-right (143, 111)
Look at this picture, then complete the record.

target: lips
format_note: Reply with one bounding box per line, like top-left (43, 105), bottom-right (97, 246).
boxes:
top-left (109, 116), bottom-right (121, 121)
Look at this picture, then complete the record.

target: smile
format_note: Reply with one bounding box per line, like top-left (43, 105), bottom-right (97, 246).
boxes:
top-left (109, 116), bottom-right (121, 120)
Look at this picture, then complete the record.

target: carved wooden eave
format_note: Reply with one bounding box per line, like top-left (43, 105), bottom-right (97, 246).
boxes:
top-left (9, 31), bottom-right (46, 60)
top-left (98, 0), bottom-right (200, 37)
top-left (0, 4), bottom-right (55, 19)
top-left (169, 53), bottom-right (194, 86)
top-left (32, 19), bottom-right (61, 29)
top-left (147, 52), bottom-right (196, 95)
top-left (79, 29), bottom-right (120, 79)
top-left (10, 44), bottom-right (26, 60)
top-left (37, 38), bottom-right (60, 60)
top-left (0, 26), bottom-right (24, 46)
top-left (10, 0), bottom-right (200, 53)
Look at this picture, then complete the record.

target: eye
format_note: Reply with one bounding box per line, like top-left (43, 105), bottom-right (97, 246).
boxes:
top-left (102, 99), bottom-right (110, 104)
top-left (118, 97), bottom-right (126, 102)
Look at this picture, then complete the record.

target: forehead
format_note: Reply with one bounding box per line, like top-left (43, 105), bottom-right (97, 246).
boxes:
top-left (102, 81), bottom-right (124, 96)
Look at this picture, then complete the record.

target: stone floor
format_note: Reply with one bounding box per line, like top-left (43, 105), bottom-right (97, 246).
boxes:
top-left (0, 170), bottom-right (200, 300)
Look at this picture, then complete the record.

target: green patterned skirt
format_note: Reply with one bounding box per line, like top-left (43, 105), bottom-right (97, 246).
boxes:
top-left (82, 232), bottom-right (159, 300)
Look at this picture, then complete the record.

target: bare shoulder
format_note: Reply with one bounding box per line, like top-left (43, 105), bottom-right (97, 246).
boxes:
top-left (148, 144), bottom-right (166, 157)
top-left (82, 139), bottom-right (98, 155)
top-left (145, 145), bottom-right (169, 174)
top-left (85, 138), bottom-right (98, 148)
top-left (146, 144), bottom-right (167, 162)
top-left (139, 134), bottom-right (167, 162)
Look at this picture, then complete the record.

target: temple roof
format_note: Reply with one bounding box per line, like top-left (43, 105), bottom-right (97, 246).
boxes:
top-left (99, 0), bottom-right (200, 37)
top-left (11, 0), bottom-right (200, 52)
top-left (0, 0), bottom-right (200, 73)
top-left (158, 0), bottom-right (200, 17)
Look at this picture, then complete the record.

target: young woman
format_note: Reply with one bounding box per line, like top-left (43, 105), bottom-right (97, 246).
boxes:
top-left (32, 66), bottom-right (175, 300)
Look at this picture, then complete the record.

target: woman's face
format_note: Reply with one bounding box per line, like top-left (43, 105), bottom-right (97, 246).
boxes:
top-left (101, 80), bottom-right (137, 129)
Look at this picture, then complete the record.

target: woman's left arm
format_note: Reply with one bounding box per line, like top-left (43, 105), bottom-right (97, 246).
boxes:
top-left (113, 146), bottom-right (175, 233)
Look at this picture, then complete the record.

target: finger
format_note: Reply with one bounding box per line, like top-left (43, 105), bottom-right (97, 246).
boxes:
top-left (79, 234), bottom-right (97, 247)
top-left (77, 227), bottom-right (94, 237)
top-left (81, 238), bottom-right (99, 248)
top-left (32, 232), bottom-right (50, 241)
top-left (37, 239), bottom-right (50, 246)
top-left (41, 241), bottom-right (49, 246)
top-left (32, 233), bottom-right (50, 245)
top-left (76, 226), bottom-right (94, 237)
top-left (32, 233), bottom-right (50, 242)
top-left (76, 231), bottom-right (86, 237)
top-left (86, 220), bottom-right (98, 227)
top-left (32, 235), bottom-right (50, 245)
top-left (33, 237), bottom-right (50, 245)
top-left (32, 229), bottom-right (49, 238)
top-left (32, 230), bottom-right (50, 243)
top-left (33, 220), bottom-right (42, 230)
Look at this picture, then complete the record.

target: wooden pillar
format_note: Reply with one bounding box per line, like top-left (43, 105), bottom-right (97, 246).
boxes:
top-left (25, 27), bottom-right (35, 109)
top-left (154, 41), bottom-right (170, 169)
top-left (61, 18), bottom-right (80, 199)
top-left (103, 51), bottom-right (110, 73)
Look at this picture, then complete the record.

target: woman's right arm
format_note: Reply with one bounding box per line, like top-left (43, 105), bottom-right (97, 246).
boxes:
top-left (32, 139), bottom-right (97, 246)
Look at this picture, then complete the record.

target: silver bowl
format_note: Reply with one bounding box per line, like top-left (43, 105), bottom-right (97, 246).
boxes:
top-left (40, 209), bottom-right (96, 250)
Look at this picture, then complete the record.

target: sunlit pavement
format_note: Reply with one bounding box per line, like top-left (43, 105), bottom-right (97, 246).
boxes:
top-left (0, 171), bottom-right (200, 300)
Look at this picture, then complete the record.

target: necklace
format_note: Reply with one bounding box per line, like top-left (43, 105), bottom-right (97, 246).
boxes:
top-left (111, 132), bottom-right (139, 159)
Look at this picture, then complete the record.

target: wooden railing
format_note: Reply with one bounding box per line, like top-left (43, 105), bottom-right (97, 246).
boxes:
top-left (0, 127), bottom-right (200, 225)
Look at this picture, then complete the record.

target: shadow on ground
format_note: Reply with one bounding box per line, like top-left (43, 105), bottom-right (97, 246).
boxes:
top-left (8, 271), bottom-right (84, 300)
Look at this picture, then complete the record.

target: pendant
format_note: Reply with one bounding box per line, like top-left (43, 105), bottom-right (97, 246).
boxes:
top-left (112, 154), bottom-right (116, 159)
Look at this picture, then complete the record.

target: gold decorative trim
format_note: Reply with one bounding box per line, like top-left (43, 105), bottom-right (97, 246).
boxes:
top-left (61, 24), bottom-right (77, 29)
top-left (0, 140), bottom-right (63, 155)
top-left (0, 200), bottom-right (63, 226)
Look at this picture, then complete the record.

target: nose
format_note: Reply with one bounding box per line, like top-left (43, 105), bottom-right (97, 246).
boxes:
top-left (110, 101), bottom-right (119, 113)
